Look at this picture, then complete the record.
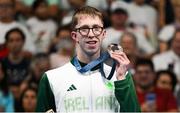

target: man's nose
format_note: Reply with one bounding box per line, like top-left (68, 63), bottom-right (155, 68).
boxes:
top-left (88, 29), bottom-right (95, 38)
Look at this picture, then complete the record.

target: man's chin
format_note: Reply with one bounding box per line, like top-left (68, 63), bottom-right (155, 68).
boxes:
top-left (86, 50), bottom-right (99, 56)
top-left (139, 84), bottom-right (153, 90)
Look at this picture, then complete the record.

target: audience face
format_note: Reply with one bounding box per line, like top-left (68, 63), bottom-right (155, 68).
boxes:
top-left (32, 56), bottom-right (50, 81)
top-left (172, 31), bottom-right (180, 56)
top-left (120, 34), bottom-right (137, 56)
top-left (22, 89), bottom-right (37, 112)
top-left (156, 73), bottom-right (172, 90)
top-left (174, 6), bottom-right (180, 21)
top-left (0, 0), bottom-right (15, 22)
top-left (134, 65), bottom-right (155, 90)
top-left (6, 31), bottom-right (24, 54)
top-left (35, 2), bottom-right (48, 20)
top-left (111, 11), bottom-right (128, 28)
top-left (57, 29), bottom-right (71, 40)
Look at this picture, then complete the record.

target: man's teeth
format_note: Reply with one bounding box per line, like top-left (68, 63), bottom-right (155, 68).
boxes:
top-left (87, 41), bottom-right (96, 44)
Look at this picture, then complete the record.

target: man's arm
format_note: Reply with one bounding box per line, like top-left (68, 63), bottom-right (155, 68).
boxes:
top-left (114, 72), bottom-right (141, 112)
top-left (36, 73), bottom-right (56, 112)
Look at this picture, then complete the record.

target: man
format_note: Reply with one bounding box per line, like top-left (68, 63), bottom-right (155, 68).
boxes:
top-left (128, 0), bottom-right (158, 47)
top-left (153, 29), bottom-right (180, 81)
top-left (119, 32), bottom-right (141, 74)
top-left (36, 6), bottom-right (140, 112)
top-left (102, 0), bottom-right (155, 56)
top-left (134, 58), bottom-right (178, 112)
top-left (158, 2), bottom-right (180, 53)
top-left (0, 0), bottom-right (35, 53)
top-left (26, 0), bottom-right (57, 53)
top-left (1, 28), bottom-right (31, 111)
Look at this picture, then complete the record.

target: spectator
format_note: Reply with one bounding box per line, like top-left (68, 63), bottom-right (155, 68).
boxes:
top-left (26, 0), bottom-right (57, 53)
top-left (102, 1), bottom-right (155, 56)
top-left (49, 26), bottom-right (74, 68)
top-left (1, 28), bottom-right (31, 85)
top-left (8, 82), bottom-right (22, 111)
top-left (158, 2), bottom-right (180, 53)
top-left (48, 25), bottom-right (72, 53)
top-left (128, 0), bottom-right (158, 47)
top-left (155, 70), bottom-right (177, 93)
top-left (14, 0), bottom-right (33, 22)
top-left (26, 53), bottom-right (51, 87)
top-left (134, 58), bottom-right (178, 112)
top-left (119, 32), bottom-right (141, 74)
top-left (0, 62), bottom-right (14, 112)
top-left (153, 28), bottom-right (180, 81)
top-left (20, 86), bottom-right (37, 112)
top-left (0, 0), bottom-right (35, 53)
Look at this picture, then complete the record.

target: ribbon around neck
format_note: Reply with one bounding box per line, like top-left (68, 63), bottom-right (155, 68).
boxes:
top-left (73, 52), bottom-right (116, 80)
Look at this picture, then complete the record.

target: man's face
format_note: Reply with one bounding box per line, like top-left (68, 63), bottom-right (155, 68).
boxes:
top-left (111, 13), bottom-right (127, 27)
top-left (71, 15), bottom-right (105, 56)
top-left (172, 32), bottom-right (180, 56)
top-left (134, 65), bottom-right (155, 90)
top-left (120, 35), bottom-right (136, 56)
top-left (6, 31), bottom-right (24, 54)
top-left (174, 6), bottom-right (180, 20)
top-left (156, 74), bottom-right (172, 90)
top-left (22, 89), bottom-right (37, 112)
top-left (0, 0), bottom-right (14, 20)
top-left (35, 2), bottom-right (48, 20)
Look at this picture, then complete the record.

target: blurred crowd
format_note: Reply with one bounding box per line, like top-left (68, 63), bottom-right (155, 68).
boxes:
top-left (0, 0), bottom-right (180, 112)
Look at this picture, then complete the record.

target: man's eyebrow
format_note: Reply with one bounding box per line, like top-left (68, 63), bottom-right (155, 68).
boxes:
top-left (92, 24), bottom-right (103, 27)
top-left (79, 25), bottom-right (89, 28)
top-left (79, 24), bottom-right (103, 28)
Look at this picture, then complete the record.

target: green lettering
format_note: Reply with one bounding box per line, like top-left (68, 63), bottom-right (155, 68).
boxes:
top-left (104, 95), bottom-right (113, 109)
top-left (64, 98), bottom-right (75, 112)
top-left (75, 97), bottom-right (82, 111)
top-left (95, 96), bottom-right (103, 110)
top-left (82, 97), bottom-right (89, 110)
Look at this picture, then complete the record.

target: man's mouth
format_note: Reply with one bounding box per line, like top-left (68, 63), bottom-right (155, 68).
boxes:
top-left (86, 41), bottom-right (97, 44)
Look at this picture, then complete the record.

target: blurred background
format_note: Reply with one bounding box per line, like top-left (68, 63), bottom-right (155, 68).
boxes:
top-left (0, 0), bottom-right (180, 112)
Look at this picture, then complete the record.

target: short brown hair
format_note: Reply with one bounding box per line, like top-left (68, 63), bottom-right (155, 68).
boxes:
top-left (71, 6), bottom-right (103, 30)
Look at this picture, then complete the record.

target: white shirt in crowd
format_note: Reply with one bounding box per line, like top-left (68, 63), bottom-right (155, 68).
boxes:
top-left (127, 2), bottom-right (158, 46)
top-left (26, 17), bottom-right (57, 53)
top-left (0, 21), bottom-right (35, 53)
top-left (158, 24), bottom-right (176, 41)
top-left (152, 50), bottom-right (180, 81)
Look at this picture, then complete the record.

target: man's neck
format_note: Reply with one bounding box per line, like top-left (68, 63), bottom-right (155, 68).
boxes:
top-left (76, 51), bottom-right (100, 64)
top-left (136, 86), bottom-right (154, 93)
top-left (8, 52), bottom-right (23, 64)
top-left (113, 25), bottom-right (126, 31)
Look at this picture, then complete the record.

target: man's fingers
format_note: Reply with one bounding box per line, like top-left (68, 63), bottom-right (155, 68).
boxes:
top-left (110, 52), bottom-right (130, 65)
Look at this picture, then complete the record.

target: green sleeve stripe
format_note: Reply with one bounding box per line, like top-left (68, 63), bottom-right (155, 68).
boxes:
top-left (114, 72), bottom-right (141, 112)
top-left (36, 73), bottom-right (56, 112)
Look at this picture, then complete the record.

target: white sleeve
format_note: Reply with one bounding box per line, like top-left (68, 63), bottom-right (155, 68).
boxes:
top-left (136, 33), bottom-right (155, 54)
top-left (158, 25), bottom-right (175, 41)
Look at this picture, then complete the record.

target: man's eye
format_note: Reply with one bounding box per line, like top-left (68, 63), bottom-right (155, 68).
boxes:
top-left (93, 27), bottom-right (101, 31)
top-left (80, 28), bottom-right (89, 32)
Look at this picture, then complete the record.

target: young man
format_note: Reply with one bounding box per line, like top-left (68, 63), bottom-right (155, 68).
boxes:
top-left (36, 6), bottom-right (140, 112)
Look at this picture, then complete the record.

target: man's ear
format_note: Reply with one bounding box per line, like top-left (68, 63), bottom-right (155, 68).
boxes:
top-left (71, 31), bottom-right (78, 42)
top-left (102, 30), bottom-right (106, 39)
